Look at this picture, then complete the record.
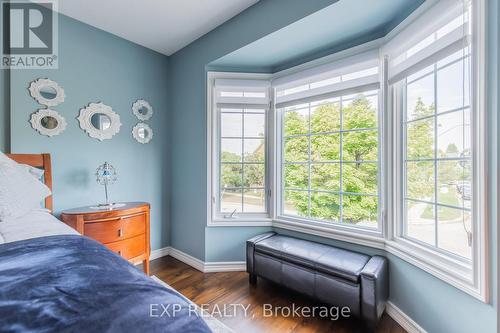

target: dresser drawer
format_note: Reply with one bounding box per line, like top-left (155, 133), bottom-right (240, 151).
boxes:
top-left (84, 213), bottom-right (145, 244)
top-left (105, 234), bottom-right (146, 260)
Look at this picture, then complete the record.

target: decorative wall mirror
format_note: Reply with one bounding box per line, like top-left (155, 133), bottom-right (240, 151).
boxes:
top-left (132, 123), bottom-right (153, 144)
top-left (30, 109), bottom-right (67, 137)
top-left (132, 99), bottom-right (153, 121)
top-left (28, 78), bottom-right (66, 107)
top-left (78, 102), bottom-right (122, 141)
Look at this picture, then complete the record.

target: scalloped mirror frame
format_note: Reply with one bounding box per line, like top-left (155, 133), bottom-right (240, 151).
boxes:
top-left (30, 109), bottom-right (67, 137)
top-left (28, 78), bottom-right (66, 107)
top-left (132, 122), bottom-right (153, 144)
top-left (132, 99), bottom-right (153, 121)
top-left (77, 102), bottom-right (122, 141)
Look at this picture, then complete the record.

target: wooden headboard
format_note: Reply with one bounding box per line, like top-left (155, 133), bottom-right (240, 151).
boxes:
top-left (6, 153), bottom-right (53, 212)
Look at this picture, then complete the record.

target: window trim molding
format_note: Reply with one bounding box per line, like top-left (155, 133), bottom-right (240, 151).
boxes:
top-left (207, 71), bottom-right (273, 227)
top-left (206, 0), bottom-right (488, 303)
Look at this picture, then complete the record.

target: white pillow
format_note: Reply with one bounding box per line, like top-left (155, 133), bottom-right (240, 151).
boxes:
top-left (0, 161), bottom-right (51, 221)
top-left (0, 152), bottom-right (45, 180)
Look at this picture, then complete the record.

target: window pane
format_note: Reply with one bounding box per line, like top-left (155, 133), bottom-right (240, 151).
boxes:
top-left (342, 194), bottom-right (377, 226)
top-left (221, 113), bottom-right (242, 137)
top-left (406, 118), bottom-right (435, 159)
top-left (437, 160), bottom-right (471, 207)
top-left (284, 190), bottom-right (308, 217)
top-left (284, 137), bottom-right (309, 162)
top-left (310, 102), bottom-right (340, 133)
top-left (243, 189), bottom-right (266, 212)
top-left (284, 164), bottom-right (308, 189)
top-left (437, 57), bottom-right (470, 112)
top-left (311, 134), bottom-right (340, 161)
top-left (342, 162), bottom-right (377, 195)
top-left (243, 164), bottom-right (265, 188)
top-left (342, 130), bottom-right (378, 162)
top-left (220, 164), bottom-right (242, 188)
top-left (407, 73), bottom-right (435, 121)
top-left (437, 109), bottom-right (471, 158)
top-left (343, 95), bottom-right (378, 130)
top-left (221, 189), bottom-right (242, 213)
top-left (221, 139), bottom-right (242, 162)
top-left (437, 207), bottom-right (472, 259)
top-left (284, 108), bottom-right (309, 136)
top-left (406, 161), bottom-right (435, 202)
top-left (244, 139), bottom-right (264, 162)
top-left (406, 200), bottom-right (435, 246)
top-left (310, 192), bottom-right (340, 222)
top-left (311, 163), bottom-right (340, 191)
top-left (244, 113), bottom-right (265, 137)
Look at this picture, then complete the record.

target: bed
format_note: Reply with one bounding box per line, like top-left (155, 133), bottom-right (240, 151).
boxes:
top-left (0, 154), bottom-right (212, 333)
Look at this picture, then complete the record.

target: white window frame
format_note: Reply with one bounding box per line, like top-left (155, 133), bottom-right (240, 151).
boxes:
top-left (207, 72), bottom-right (274, 227)
top-left (274, 85), bottom-right (384, 239)
top-left (206, 0), bottom-right (488, 302)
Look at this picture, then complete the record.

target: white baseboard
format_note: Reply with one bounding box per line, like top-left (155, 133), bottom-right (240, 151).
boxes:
top-left (204, 261), bottom-right (246, 273)
top-left (386, 301), bottom-right (427, 333)
top-left (150, 248), bottom-right (425, 333)
top-left (149, 246), bottom-right (246, 273)
top-left (150, 246), bottom-right (171, 261)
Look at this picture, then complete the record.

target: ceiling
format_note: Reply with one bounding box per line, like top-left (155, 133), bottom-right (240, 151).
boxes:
top-left (49, 0), bottom-right (258, 55)
top-left (210, 0), bottom-right (425, 72)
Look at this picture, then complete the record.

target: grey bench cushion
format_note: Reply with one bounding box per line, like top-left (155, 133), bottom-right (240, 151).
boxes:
top-left (255, 235), bottom-right (370, 283)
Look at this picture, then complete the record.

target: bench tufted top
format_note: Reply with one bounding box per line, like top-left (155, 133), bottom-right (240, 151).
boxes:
top-left (254, 235), bottom-right (370, 283)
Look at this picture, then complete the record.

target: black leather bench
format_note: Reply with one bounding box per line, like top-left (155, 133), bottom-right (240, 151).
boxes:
top-left (246, 232), bottom-right (388, 330)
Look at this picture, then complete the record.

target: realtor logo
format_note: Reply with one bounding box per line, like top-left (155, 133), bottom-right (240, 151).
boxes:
top-left (1, 0), bottom-right (58, 69)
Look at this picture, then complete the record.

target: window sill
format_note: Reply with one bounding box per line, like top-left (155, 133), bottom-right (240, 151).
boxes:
top-left (385, 238), bottom-right (486, 302)
top-left (207, 217), bottom-right (486, 302)
top-left (208, 218), bottom-right (273, 227)
top-left (272, 217), bottom-right (385, 250)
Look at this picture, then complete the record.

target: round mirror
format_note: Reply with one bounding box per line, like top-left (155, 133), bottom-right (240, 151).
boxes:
top-left (138, 127), bottom-right (149, 139)
top-left (29, 78), bottom-right (65, 107)
top-left (41, 116), bottom-right (59, 129)
top-left (30, 109), bottom-right (67, 137)
top-left (78, 102), bottom-right (121, 141)
top-left (132, 99), bottom-right (153, 121)
top-left (132, 123), bottom-right (153, 144)
top-left (39, 86), bottom-right (58, 100)
top-left (91, 113), bottom-right (112, 131)
top-left (138, 106), bottom-right (149, 116)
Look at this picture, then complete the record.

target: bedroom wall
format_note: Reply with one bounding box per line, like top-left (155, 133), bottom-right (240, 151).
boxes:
top-left (0, 69), bottom-right (9, 152)
top-left (168, 0), bottom-right (338, 260)
top-left (7, 12), bottom-right (170, 251)
top-left (168, 0), bottom-right (499, 332)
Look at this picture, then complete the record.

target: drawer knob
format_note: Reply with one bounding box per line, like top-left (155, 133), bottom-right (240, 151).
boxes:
top-left (118, 250), bottom-right (122, 256)
top-left (118, 229), bottom-right (123, 237)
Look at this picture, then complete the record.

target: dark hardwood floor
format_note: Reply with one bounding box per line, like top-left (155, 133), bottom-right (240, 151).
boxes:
top-left (148, 256), bottom-right (406, 333)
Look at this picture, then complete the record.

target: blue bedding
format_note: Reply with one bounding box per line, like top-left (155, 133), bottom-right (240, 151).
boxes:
top-left (0, 235), bottom-right (211, 333)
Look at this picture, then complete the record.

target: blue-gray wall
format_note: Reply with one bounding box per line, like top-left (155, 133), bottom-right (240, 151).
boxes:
top-left (168, 0), bottom-right (337, 260)
top-left (167, 0), bottom-right (499, 332)
top-left (5, 13), bottom-right (170, 250)
top-left (0, 68), bottom-right (9, 152)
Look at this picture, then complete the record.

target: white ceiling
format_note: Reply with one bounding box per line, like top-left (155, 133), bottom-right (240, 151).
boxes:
top-left (50, 0), bottom-right (259, 55)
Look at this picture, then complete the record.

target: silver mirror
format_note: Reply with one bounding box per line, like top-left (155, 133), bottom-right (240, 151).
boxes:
top-left (30, 109), bottom-right (67, 137)
top-left (28, 78), bottom-right (65, 107)
top-left (132, 99), bottom-right (153, 121)
top-left (78, 102), bottom-right (122, 141)
top-left (132, 122), bottom-right (153, 144)
top-left (91, 113), bottom-right (112, 131)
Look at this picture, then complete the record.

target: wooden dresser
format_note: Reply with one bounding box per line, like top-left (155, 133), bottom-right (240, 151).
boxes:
top-left (60, 202), bottom-right (150, 275)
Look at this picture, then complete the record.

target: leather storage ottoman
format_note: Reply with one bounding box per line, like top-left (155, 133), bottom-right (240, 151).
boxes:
top-left (246, 232), bottom-right (388, 331)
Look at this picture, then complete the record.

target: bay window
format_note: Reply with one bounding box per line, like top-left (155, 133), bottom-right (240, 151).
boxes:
top-left (208, 0), bottom-right (486, 301)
